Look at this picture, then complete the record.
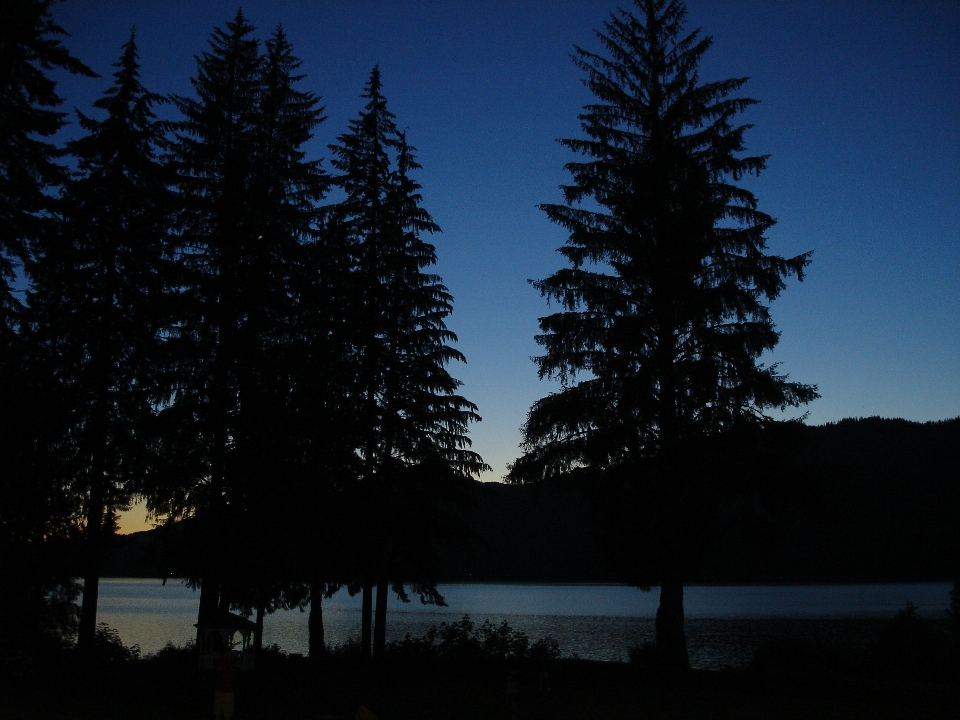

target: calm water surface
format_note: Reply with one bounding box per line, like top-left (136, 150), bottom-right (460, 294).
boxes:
top-left (97, 580), bottom-right (951, 669)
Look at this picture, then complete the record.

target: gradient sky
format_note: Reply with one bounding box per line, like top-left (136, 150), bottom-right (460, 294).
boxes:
top-left (44, 1), bottom-right (959, 534)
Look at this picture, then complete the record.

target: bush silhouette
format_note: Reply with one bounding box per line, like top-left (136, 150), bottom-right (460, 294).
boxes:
top-left (90, 623), bottom-right (140, 664)
top-left (388, 615), bottom-right (559, 663)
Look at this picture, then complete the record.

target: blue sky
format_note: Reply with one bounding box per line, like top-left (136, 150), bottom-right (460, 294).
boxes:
top-left (45, 1), bottom-right (959, 532)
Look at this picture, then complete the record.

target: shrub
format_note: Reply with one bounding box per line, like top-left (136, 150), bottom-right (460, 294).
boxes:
top-left (387, 615), bottom-right (559, 663)
top-left (145, 640), bottom-right (193, 659)
top-left (529, 637), bottom-right (561, 664)
top-left (869, 602), bottom-right (953, 671)
top-left (39, 579), bottom-right (81, 651)
top-left (90, 623), bottom-right (140, 664)
top-left (327, 638), bottom-right (363, 661)
top-left (627, 641), bottom-right (658, 667)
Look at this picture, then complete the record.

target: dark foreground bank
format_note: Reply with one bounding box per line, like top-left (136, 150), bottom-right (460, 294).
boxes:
top-left (3, 637), bottom-right (959, 720)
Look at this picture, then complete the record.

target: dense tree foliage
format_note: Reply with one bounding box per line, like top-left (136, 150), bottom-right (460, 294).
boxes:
top-left (508, 0), bottom-right (816, 667)
top-left (0, 0), bottom-right (96, 657)
top-left (0, 3), bottom-right (485, 662)
top-left (26, 30), bottom-right (171, 651)
top-left (328, 67), bottom-right (487, 659)
top-left (0, 0), bottom-right (95, 330)
top-left (154, 11), bottom-right (332, 630)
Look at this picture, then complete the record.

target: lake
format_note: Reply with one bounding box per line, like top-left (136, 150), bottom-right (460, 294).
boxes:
top-left (97, 580), bottom-right (952, 669)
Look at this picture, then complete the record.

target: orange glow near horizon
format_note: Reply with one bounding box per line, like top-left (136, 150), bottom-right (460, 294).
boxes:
top-left (116, 499), bottom-right (154, 535)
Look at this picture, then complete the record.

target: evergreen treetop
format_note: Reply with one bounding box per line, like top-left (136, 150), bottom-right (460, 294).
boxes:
top-left (329, 66), bottom-right (486, 479)
top-left (512, 0), bottom-right (817, 486)
top-left (0, 0), bottom-right (95, 330)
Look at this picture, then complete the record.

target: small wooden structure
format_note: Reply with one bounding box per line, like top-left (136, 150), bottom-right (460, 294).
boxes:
top-left (196, 611), bottom-right (258, 671)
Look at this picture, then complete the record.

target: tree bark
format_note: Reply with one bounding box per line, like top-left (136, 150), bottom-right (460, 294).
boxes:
top-left (655, 578), bottom-right (688, 668)
top-left (78, 373), bottom-right (114, 654)
top-left (77, 410), bottom-right (109, 656)
top-left (218, 583), bottom-right (231, 612)
top-left (373, 577), bottom-right (388, 660)
top-left (76, 492), bottom-right (104, 653)
top-left (1, 547), bottom-right (43, 661)
top-left (255, 602), bottom-right (264, 652)
top-left (361, 580), bottom-right (373, 661)
top-left (308, 584), bottom-right (325, 659)
top-left (196, 576), bottom-right (220, 646)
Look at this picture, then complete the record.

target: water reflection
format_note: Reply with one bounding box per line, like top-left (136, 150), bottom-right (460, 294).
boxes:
top-left (96, 580), bottom-right (950, 668)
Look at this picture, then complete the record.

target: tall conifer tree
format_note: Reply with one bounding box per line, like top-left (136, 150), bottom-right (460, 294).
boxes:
top-left (230, 25), bottom-right (332, 645)
top-left (161, 9), bottom-right (266, 625)
top-left (0, 0), bottom-right (94, 557)
top-left (508, 0), bottom-right (816, 667)
top-left (329, 68), bottom-right (487, 660)
top-left (26, 30), bottom-right (170, 652)
top-left (158, 14), bottom-right (328, 630)
top-left (0, 0), bottom-right (94, 656)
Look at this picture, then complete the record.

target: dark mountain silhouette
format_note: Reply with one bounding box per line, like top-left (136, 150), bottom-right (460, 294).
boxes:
top-left (103, 417), bottom-right (960, 584)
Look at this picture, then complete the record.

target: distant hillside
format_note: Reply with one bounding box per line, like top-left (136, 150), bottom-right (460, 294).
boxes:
top-left (102, 482), bottom-right (612, 582)
top-left (440, 481), bottom-right (613, 582)
top-left (784, 417), bottom-right (959, 583)
top-left (104, 417), bottom-right (960, 584)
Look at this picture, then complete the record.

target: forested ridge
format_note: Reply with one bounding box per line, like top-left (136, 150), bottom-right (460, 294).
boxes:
top-left (104, 417), bottom-right (960, 585)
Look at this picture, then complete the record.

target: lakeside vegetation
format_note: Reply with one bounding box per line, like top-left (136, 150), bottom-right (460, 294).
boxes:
top-left (4, 605), bottom-right (959, 719)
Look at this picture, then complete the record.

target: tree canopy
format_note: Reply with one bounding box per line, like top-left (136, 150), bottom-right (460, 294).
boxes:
top-left (328, 66), bottom-right (487, 659)
top-left (26, 29), bottom-right (171, 651)
top-left (0, 0), bottom-right (97, 657)
top-left (508, 0), bottom-right (816, 667)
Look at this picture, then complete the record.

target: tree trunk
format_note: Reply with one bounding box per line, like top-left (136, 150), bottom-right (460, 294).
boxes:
top-left (196, 576), bottom-right (220, 646)
top-left (655, 579), bottom-right (688, 668)
top-left (373, 577), bottom-right (388, 660)
top-left (0, 548), bottom-right (42, 660)
top-left (361, 580), bottom-right (373, 661)
top-left (199, 337), bottom-right (229, 644)
top-left (218, 583), bottom-right (231, 613)
top-left (77, 474), bottom-right (106, 653)
top-left (255, 602), bottom-right (264, 652)
top-left (308, 585), bottom-right (325, 659)
top-left (77, 517), bottom-right (103, 651)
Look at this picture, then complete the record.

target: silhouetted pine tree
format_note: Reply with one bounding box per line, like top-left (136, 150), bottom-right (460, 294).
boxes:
top-left (329, 68), bottom-right (487, 660)
top-left (0, 0), bottom-right (95, 657)
top-left (328, 65), bottom-right (397, 661)
top-left (508, 0), bottom-right (816, 667)
top-left (26, 30), bottom-right (171, 653)
top-left (158, 14), bottom-right (329, 632)
top-left (0, 0), bottom-right (94, 548)
top-left (159, 10), bottom-right (266, 628)
top-left (0, 0), bottom-right (96, 331)
top-left (231, 25), bottom-right (333, 646)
